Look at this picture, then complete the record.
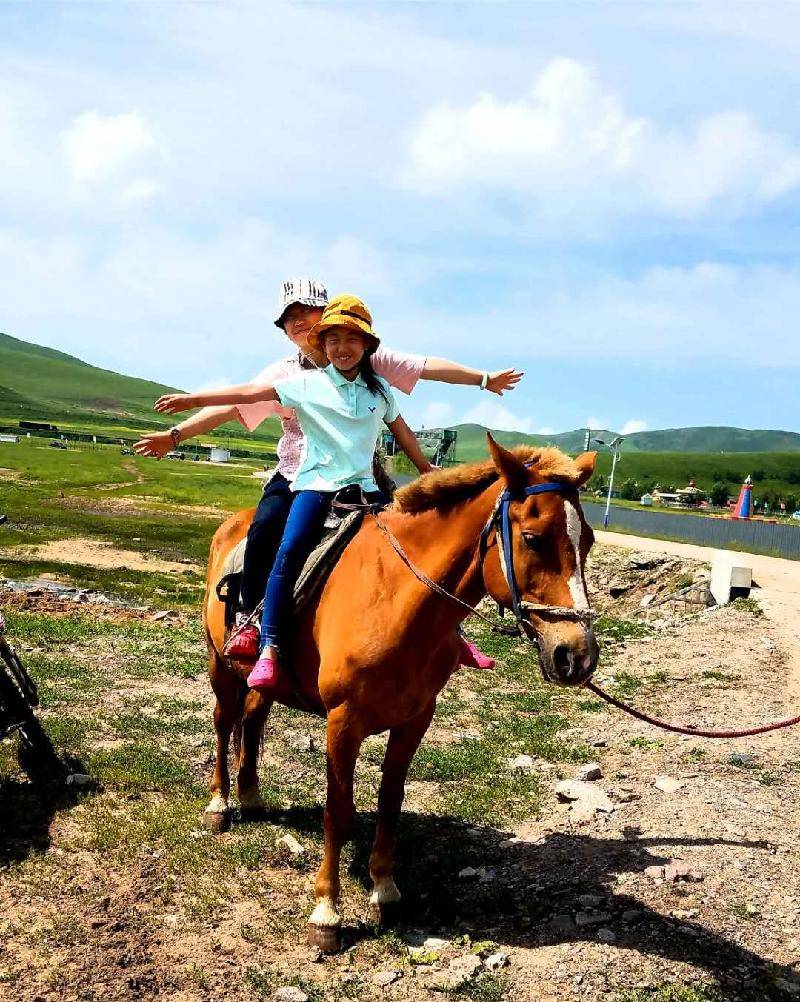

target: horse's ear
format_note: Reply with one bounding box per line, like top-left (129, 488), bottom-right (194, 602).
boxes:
top-left (487, 434), bottom-right (527, 490)
top-left (573, 451), bottom-right (597, 488)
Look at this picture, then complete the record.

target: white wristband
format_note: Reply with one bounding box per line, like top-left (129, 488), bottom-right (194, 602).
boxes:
top-left (480, 372), bottom-right (489, 390)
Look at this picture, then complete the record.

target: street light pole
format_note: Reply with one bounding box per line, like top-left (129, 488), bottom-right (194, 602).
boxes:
top-left (592, 436), bottom-right (624, 528)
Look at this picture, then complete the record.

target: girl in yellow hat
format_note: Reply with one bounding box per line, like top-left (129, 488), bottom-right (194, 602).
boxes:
top-left (155, 295), bottom-right (437, 688)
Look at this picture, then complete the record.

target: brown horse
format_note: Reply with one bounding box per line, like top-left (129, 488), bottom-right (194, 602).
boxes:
top-left (202, 436), bottom-right (598, 949)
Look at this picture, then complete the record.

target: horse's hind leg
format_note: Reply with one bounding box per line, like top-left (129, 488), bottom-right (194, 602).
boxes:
top-left (236, 688), bottom-right (273, 815)
top-left (369, 701), bottom-right (436, 925)
top-left (204, 653), bottom-right (241, 832)
top-left (308, 703), bottom-right (366, 952)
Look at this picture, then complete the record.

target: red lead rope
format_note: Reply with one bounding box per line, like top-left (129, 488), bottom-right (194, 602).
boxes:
top-left (585, 681), bottom-right (800, 739)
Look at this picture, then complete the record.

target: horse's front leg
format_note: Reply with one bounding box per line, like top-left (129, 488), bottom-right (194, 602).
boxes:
top-left (204, 652), bottom-right (241, 832)
top-left (369, 701), bottom-right (436, 924)
top-left (236, 687), bottom-right (273, 815)
top-left (309, 703), bottom-right (365, 952)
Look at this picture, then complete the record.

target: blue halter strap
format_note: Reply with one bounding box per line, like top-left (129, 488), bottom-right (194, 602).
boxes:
top-left (480, 479), bottom-right (587, 627)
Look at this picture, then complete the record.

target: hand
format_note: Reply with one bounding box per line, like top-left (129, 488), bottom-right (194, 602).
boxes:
top-left (486, 368), bottom-right (524, 396)
top-left (133, 431), bottom-right (174, 459)
top-left (155, 393), bottom-right (195, 415)
top-left (418, 462), bottom-right (439, 475)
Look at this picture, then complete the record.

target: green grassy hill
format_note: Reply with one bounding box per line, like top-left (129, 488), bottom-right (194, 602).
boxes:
top-left (0, 332), bottom-right (183, 426)
top-left (451, 423), bottom-right (800, 462)
top-left (0, 331), bottom-right (281, 448)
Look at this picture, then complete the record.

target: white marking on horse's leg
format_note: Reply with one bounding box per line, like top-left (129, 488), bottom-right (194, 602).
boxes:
top-left (309, 897), bottom-right (341, 928)
top-left (205, 793), bottom-right (229, 814)
top-left (369, 876), bottom-right (401, 906)
top-left (564, 500), bottom-right (589, 610)
top-left (238, 786), bottom-right (265, 810)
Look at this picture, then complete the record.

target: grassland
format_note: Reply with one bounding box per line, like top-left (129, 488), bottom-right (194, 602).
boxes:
top-left (451, 423), bottom-right (800, 461)
top-left (0, 436), bottom-right (268, 604)
top-left (0, 492), bottom-right (603, 1000)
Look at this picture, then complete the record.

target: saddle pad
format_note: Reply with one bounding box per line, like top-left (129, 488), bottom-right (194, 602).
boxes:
top-left (217, 509), bottom-right (364, 614)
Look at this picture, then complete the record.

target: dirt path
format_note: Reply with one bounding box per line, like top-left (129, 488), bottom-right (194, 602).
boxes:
top-left (596, 531), bottom-right (800, 706)
top-left (594, 531), bottom-right (800, 627)
top-left (3, 537), bottom-right (201, 574)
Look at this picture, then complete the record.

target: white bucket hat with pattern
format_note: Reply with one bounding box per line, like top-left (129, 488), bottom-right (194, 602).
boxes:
top-left (274, 278), bottom-right (329, 328)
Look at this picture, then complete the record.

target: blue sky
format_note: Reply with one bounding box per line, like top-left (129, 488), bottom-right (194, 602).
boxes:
top-left (1, 2), bottom-right (799, 435)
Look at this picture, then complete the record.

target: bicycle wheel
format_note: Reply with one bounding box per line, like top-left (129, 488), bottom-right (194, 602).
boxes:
top-left (0, 657), bottom-right (64, 784)
top-left (0, 639), bottom-right (39, 705)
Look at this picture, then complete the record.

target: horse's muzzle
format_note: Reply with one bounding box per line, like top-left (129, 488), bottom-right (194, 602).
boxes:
top-left (539, 627), bottom-right (599, 687)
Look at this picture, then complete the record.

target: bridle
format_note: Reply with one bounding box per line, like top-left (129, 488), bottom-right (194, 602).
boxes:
top-left (367, 474), bottom-right (596, 645)
top-left (478, 478), bottom-right (596, 636)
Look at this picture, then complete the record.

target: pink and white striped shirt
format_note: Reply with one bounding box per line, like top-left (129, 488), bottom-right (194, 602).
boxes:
top-left (236, 347), bottom-right (426, 481)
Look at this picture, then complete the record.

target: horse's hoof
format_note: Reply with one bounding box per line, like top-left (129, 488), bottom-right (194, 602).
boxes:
top-left (202, 810), bottom-right (231, 834)
top-left (307, 923), bottom-right (342, 953)
top-left (369, 899), bottom-right (402, 928)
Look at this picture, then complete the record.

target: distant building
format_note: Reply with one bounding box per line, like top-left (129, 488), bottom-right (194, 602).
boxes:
top-left (675, 478), bottom-right (706, 507)
top-left (0, 434), bottom-right (19, 444)
top-left (640, 493), bottom-right (654, 506)
top-left (652, 490), bottom-right (680, 507)
top-left (210, 447), bottom-right (231, 463)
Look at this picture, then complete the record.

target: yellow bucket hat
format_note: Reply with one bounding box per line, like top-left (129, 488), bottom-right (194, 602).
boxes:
top-left (307, 293), bottom-right (380, 355)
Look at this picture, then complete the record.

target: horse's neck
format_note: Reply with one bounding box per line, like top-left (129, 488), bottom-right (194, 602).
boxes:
top-left (388, 484), bottom-right (499, 613)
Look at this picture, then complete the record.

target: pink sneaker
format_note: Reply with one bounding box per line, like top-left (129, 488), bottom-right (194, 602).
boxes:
top-left (458, 639), bottom-right (496, 670)
top-left (247, 654), bottom-right (277, 690)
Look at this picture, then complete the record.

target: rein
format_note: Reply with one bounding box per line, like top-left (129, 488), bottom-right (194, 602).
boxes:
top-left (584, 681), bottom-right (800, 739)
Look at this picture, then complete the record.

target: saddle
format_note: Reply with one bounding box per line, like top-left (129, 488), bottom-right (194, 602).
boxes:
top-left (214, 485), bottom-right (380, 629)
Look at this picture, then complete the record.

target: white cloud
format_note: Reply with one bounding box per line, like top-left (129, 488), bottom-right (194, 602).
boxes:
top-left (61, 110), bottom-right (157, 184)
top-left (536, 426), bottom-right (555, 435)
top-left (419, 401), bottom-right (454, 428)
top-left (586, 416), bottom-right (605, 430)
top-left (461, 399), bottom-right (534, 434)
top-left (406, 58), bottom-right (800, 217)
top-left (60, 110), bottom-right (160, 204)
top-left (621, 419), bottom-right (647, 435)
top-left (412, 261), bottom-right (800, 369)
top-left (122, 178), bottom-right (160, 203)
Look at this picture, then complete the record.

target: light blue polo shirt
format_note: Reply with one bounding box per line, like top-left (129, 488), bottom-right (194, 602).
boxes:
top-left (274, 364), bottom-right (399, 493)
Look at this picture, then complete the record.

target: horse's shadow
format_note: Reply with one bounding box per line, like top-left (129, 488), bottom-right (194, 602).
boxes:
top-left (244, 806), bottom-right (798, 1000)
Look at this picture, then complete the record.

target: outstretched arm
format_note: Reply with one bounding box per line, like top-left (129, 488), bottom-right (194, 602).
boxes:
top-left (421, 357), bottom-right (523, 396)
top-left (154, 382), bottom-right (279, 415)
top-left (134, 405), bottom-right (239, 458)
top-left (387, 415), bottom-right (434, 476)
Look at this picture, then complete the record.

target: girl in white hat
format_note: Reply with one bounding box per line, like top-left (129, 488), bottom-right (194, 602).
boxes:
top-left (136, 278), bottom-right (521, 665)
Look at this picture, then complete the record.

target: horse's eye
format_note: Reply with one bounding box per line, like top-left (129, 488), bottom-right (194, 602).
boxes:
top-left (522, 532), bottom-right (542, 551)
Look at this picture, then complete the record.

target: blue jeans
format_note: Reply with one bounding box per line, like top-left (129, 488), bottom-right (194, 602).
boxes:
top-left (240, 472), bottom-right (294, 613)
top-left (259, 487), bottom-right (386, 653)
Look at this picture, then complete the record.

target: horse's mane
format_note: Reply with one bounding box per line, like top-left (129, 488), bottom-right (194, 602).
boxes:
top-left (393, 446), bottom-right (584, 514)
